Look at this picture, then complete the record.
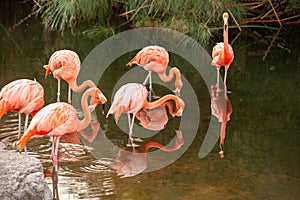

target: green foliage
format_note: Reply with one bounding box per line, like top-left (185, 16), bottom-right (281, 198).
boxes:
top-left (32, 0), bottom-right (299, 45)
top-left (114, 0), bottom-right (244, 45)
top-left (34, 0), bottom-right (110, 32)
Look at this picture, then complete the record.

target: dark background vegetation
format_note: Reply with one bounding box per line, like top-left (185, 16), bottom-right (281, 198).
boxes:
top-left (1, 0), bottom-right (300, 47)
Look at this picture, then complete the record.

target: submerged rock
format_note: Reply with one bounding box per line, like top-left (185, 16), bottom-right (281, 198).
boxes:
top-left (0, 142), bottom-right (52, 200)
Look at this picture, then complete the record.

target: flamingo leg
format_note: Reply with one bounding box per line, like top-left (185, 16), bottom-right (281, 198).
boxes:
top-left (149, 72), bottom-right (153, 101)
top-left (24, 114), bottom-right (29, 131)
top-left (51, 136), bottom-right (59, 172)
top-left (51, 136), bottom-right (55, 167)
top-left (217, 68), bottom-right (220, 89)
top-left (52, 165), bottom-right (59, 200)
top-left (127, 113), bottom-right (140, 146)
top-left (224, 67), bottom-right (228, 90)
top-left (22, 114), bottom-right (29, 153)
top-left (143, 71), bottom-right (151, 86)
top-left (68, 86), bottom-right (72, 104)
top-left (127, 113), bottom-right (133, 146)
top-left (57, 79), bottom-right (61, 102)
top-left (55, 136), bottom-right (60, 172)
top-left (18, 113), bottom-right (21, 140)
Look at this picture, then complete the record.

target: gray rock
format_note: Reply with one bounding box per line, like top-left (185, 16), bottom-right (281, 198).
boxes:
top-left (0, 142), bottom-right (6, 150)
top-left (0, 144), bottom-right (52, 200)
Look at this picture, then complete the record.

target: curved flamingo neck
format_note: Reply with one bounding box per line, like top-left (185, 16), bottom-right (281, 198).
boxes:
top-left (157, 67), bottom-right (183, 89)
top-left (144, 94), bottom-right (181, 111)
top-left (69, 79), bottom-right (96, 93)
top-left (77, 88), bottom-right (94, 130)
top-left (163, 101), bottom-right (177, 116)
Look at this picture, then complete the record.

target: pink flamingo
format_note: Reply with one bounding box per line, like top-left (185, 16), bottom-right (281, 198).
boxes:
top-left (18, 87), bottom-right (107, 171)
top-left (106, 83), bottom-right (184, 145)
top-left (126, 45), bottom-right (183, 97)
top-left (0, 79), bottom-right (44, 144)
top-left (212, 13), bottom-right (234, 88)
top-left (44, 49), bottom-right (98, 104)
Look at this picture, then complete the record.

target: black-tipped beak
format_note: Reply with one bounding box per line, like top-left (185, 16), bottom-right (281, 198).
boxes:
top-left (102, 103), bottom-right (106, 114)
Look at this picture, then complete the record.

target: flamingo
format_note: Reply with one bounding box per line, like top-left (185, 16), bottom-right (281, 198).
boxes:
top-left (111, 130), bottom-right (184, 178)
top-left (18, 87), bottom-right (107, 171)
top-left (211, 12), bottom-right (234, 88)
top-left (0, 79), bottom-right (44, 145)
top-left (44, 49), bottom-right (97, 104)
top-left (126, 45), bottom-right (183, 98)
top-left (106, 83), bottom-right (184, 145)
top-left (211, 84), bottom-right (232, 158)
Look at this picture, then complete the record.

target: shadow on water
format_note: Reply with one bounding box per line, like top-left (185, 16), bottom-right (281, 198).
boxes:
top-left (0, 19), bottom-right (300, 199)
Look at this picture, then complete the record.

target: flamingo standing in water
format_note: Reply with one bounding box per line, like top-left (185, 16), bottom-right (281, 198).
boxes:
top-left (44, 49), bottom-right (98, 104)
top-left (126, 45), bottom-right (183, 98)
top-left (106, 83), bottom-right (184, 145)
top-left (0, 79), bottom-right (44, 145)
top-left (18, 87), bottom-right (107, 171)
top-left (212, 13), bottom-right (234, 88)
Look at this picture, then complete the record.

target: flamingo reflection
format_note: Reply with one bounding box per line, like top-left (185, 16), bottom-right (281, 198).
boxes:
top-left (111, 130), bottom-right (184, 178)
top-left (211, 84), bottom-right (232, 158)
top-left (136, 100), bottom-right (183, 131)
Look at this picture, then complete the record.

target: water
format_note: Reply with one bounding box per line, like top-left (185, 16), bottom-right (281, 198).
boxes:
top-left (0, 20), bottom-right (299, 200)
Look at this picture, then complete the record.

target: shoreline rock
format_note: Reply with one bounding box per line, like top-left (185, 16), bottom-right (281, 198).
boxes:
top-left (0, 142), bottom-right (52, 200)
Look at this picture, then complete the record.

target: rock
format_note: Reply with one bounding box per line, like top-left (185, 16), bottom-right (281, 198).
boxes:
top-left (0, 142), bottom-right (6, 150)
top-left (0, 142), bottom-right (52, 200)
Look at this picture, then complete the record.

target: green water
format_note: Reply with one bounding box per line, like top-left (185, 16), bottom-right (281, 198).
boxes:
top-left (0, 21), bottom-right (299, 200)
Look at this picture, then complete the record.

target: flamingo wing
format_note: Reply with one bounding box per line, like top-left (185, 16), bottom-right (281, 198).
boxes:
top-left (47, 50), bottom-right (80, 83)
top-left (0, 79), bottom-right (44, 117)
top-left (18, 102), bottom-right (78, 149)
top-left (212, 43), bottom-right (234, 67)
top-left (136, 46), bottom-right (169, 72)
top-left (211, 43), bottom-right (224, 67)
top-left (107, 83), bottom-right (148, 122)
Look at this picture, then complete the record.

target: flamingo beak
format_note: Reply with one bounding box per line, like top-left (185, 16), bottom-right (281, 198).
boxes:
top-left (126, 56), bottom-right (137, 67)
top-left (44, 65), bottom-right (51, 78)
top-left (98, 92), bottom-right (107, 114)
top-left (102, 104), bottom-right (106, 115)
top-left (98, 92), bottom-right (107, 104)
top-left (175, 97), bottom-right (185, 117)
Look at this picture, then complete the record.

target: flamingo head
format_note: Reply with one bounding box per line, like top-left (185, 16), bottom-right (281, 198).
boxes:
top-left (89, 88), bottom-right (107, 114)
top-left (223, 12), bottom-right (229, 30)
top-left (126, 56), bottom-right (137, 67)
top-left (175, 97), bottom-right (185, 117)
top-left (44, 65), bottom-right (51, 78)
